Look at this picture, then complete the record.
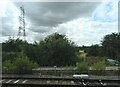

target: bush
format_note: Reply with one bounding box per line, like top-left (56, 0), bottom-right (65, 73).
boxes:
top-left (14, 53), bottom-right (38, 74)
top-left (3, 53), bottom-right (39, 74)
top-left (77, 62), bottom-right (88, 71)
top-left (3, 60), bottom-right (16, 73)
top-left (92, 61), bottom-right (106, 70)
top-left (2, 52), bottom-right (18, 62)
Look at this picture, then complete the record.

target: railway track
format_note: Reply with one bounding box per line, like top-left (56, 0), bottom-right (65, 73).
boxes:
top-left (1, 76), bottom-right (120, 87)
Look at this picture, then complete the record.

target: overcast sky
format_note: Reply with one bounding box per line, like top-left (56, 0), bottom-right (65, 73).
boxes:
top-left (0, 0), bottom-right (118, 46)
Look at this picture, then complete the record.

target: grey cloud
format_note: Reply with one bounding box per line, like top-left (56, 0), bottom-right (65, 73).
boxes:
top-left (13, 2), bottom-right (100, 41)
top-left (14, 2), bottom-right (99, 27)
top-left (33, 30), bottom-right (55, 41)
top-left (2, 2), bottom-right (100, 45)
top-left (2, 26), bottom-right (13, 36)
top-left (29, 26), bottom-right (53, 33)
top-left (2, 17), bottom-right (17, 36)
top-left (118, 1), bottom-right (120, 32)
top-left (1, 1), bottom-right (117, 46)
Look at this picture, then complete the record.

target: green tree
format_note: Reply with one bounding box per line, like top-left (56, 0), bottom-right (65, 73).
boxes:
top-left (2, 52), bottom-right (18, 62)
top-left (23, 43), bottom-right (39, 62)
top-left (37, 33), bottom-right (77, 66)
top-left (87, 45), bottom-right (102, 57)
top-left (2, 38), bottom-right (39, 63)
top-left (2, 38), bottom-right (28, 52)
top-left (102, 33), bottom-right (120, 61)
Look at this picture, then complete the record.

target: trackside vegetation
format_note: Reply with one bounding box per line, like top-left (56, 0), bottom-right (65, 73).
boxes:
top-left (3, 53), bottom-right (38, 74)
top-left (2, 33), bottom-right (120, 74)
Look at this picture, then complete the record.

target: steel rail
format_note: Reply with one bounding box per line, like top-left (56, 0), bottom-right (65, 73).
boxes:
top-left (1, 77), bottom-right (120, 87)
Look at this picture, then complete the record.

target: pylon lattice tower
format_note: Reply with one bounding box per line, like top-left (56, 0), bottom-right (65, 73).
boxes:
top-left (18, 5), bottom-right (26, 39)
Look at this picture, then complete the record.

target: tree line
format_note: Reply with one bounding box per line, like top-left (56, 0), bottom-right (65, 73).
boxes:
top-left (84, 33), bottom-right (120, 61)
top-left (2, 32), bottom-right (120, 74)
top-left (2, 33), bottom-right (77, 67)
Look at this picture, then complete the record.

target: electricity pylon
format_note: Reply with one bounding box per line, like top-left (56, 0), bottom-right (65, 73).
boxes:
top-left (18, 5), bottom-right (26, 40)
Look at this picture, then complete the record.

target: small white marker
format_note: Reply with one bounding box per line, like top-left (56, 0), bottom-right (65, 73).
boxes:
top-left (0, 79), bottom-right (5, 83)
top-left (6, 80), bottom-right (12, 83)
top-left (22, 80), bottom-right (27, 83)
top-left (14, 80), bottom-right (19, 83)
top-left (99, 80), bottom-right (104, 85)
top-left (71, 81), bottom-right (74, 84)
top-left (82, 80), bottom-right (86, 85)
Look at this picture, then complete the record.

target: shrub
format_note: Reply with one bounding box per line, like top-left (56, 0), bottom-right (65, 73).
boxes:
top-left (2, 53), bottom-right (39, 74)
top-left (14, 53), bottom-right (38, 74)
top-left (92, 61), bottom-right (106, 70)
top-left (3, 60), bottom-right (16, 73)
top-left (77, 62), bottom-right (88, 71)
